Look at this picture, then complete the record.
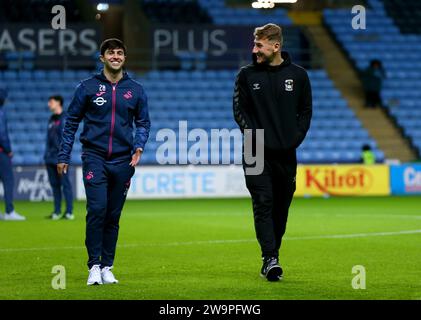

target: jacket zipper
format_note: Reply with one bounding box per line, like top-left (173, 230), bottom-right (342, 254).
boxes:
top-left (266, 69), bottom-right (287, 148)
top-left (108, 83), bottom-right (117, 158)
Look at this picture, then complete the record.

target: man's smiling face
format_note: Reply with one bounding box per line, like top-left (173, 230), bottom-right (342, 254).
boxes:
top-left (101, 47), bottom-right (126, 72)
top-left (252, 37), bottom-right (280, 65)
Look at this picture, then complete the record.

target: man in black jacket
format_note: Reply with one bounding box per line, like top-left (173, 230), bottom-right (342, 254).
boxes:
top-left (233, 24), bottom-right (312, 281)
top-left (362, 59), bottom-right (385, 108)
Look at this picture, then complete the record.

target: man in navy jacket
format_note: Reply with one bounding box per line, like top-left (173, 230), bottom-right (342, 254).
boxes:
top-left (57, 39), bottom-right (151, 285)
top-left (0, 88), bottom-right (26, 221)
top-left (45, 95), bottom-right (74, 220)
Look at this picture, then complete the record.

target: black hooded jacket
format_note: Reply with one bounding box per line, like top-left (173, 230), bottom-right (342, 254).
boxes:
top-left (233, 51), bottom-right (312, 154)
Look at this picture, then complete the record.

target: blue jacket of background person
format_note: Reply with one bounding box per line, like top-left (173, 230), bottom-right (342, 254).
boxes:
top-left (44, 112), bottom-right (66, 165)
top-left (0, 88), bottom-right (11, 154)
top-left (58, 70), bottom-right (151, 164)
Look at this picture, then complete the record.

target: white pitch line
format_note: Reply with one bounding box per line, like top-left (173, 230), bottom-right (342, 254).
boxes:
top-left (284, 229), bottom-right (421, 240)
top-left (1, 229), bottom-right (421, 253)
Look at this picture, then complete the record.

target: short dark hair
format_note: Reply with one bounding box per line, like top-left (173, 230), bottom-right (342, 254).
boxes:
top-left (49, 95), bottom-right (63, 106)
top-left (370, 59), bottom-right (382, 68)
top-left (100, 38), bottom-right (127, 56)
top-left (362, 144), bottom-right (372, 151)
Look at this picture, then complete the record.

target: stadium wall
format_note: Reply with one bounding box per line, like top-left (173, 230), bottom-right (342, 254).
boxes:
top-left (0, 166), bottom-right (77, 201)
top-left (2, 164), bottom-right (420, 201)
top-left (72, 164), bottom-right (417, 199)
top-left (390, 164), bottom-right (421, 195)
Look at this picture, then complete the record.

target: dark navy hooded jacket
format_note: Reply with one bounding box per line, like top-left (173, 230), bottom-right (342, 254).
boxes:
top-left (58, 71), bottom-right (150, 164)
top-left (0, 88), bottom-right (12, 154)
top-left (44, 112), bottom-right (66, 164)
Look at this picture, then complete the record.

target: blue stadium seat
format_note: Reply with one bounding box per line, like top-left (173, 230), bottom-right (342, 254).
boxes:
top-left (324, 0), bottom-right (421, 155)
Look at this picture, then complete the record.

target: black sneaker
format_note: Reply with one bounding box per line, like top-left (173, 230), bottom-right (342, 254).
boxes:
top-left (260, 257), bottom-right (283, 281)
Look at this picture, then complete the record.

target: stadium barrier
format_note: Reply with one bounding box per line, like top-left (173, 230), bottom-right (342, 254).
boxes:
top-left (76, 165), bottom-right (248, 199)
top-left (3, 164), bottom-right (418, 201)
top-left (0, 166), bottom-right (77, 201)
top-left (390, 164), bottom-right (421, 195)
top-left (75, 164), bottom-right (391, 199)
top-left (296, 164), bottom-right (390, 197)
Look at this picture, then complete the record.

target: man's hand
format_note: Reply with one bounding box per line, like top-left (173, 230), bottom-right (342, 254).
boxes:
top-left (57, 163), bottom-right (68, 176)
top-left (7, 152), bottom-right (13, 158)
top-left (129, 148), bottom-right (143, 167)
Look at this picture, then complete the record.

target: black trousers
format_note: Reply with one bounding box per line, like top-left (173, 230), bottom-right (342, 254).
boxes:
top-left (365, 90), bottom-right (382, 108)
top-left (244, 151), bottom-right (297, 258)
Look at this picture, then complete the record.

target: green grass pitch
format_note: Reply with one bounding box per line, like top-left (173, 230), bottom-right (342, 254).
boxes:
top-left (0, 196), bottom-right (420, 300)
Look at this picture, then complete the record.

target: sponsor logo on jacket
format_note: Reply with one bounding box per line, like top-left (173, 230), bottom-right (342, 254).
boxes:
top-left (93, 96), bottom-right (107, 106)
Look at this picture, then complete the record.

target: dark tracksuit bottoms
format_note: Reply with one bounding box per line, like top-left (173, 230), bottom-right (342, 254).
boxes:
top-left (46, 164), bottom-right (73, 214)
top-left (45, 112), bottom-right (73, 214)
top-left (0, 151), bottom-right (14, 213)
top-left (82, 153), bottom-right (135, 269)
top-left (233, 52), bottom-right (312, 261)
top-left (244, 150), bottom-right (297, 259)
top-left (58, 71), bottom-right (150, 269)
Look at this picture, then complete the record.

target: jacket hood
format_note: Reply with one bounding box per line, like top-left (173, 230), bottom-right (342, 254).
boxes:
top-left (252, 51), bottom-right (292, 70)
top-left (94, 69), bottom-right (130, 83)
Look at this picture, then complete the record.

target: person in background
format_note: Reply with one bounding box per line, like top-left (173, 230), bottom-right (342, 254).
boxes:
top-left (362, 59), bottom-right (386, 108)
top-left (45, 95), bottom-right (74, 220)
top-left (361, 144), bottom-right (376, 165)
top-left (0, 88), bottom-right (26, 221)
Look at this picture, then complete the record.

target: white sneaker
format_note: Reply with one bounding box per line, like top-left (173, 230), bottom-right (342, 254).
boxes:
top-left (64, 213), bottom-right (75, 220)
top-left (51, 213), bottom-right (62, 220)
top-left (4, 211), bottom-right (26, 221)
top-left (101, 266), bottom-right (119, 284)
top-left (87, 265), bottom-right (103, 285)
